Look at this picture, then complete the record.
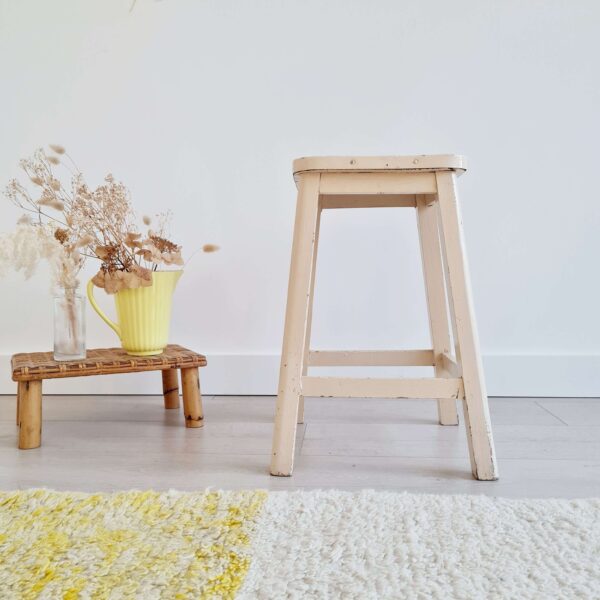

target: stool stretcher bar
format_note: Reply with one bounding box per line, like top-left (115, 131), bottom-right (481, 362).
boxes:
top-left (308, 349), bottom-right (435, 367)
top-left (301, 376), bottom-right (465, 400)
top-left (320, 194), bottom-right (418, 209)
top-left (319, 172), bottom-right (437, 195)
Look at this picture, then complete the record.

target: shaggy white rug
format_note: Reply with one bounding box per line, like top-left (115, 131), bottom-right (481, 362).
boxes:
top-left (1, 489), bottom-right (598, 598)
top-left (239, 490), bottom-right (600, 599)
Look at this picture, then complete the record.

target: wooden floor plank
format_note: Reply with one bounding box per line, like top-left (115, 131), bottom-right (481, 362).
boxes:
top-left (302, 423), bottom-right (600, 460)
top-left (536, 398), bottom-right (600, 426)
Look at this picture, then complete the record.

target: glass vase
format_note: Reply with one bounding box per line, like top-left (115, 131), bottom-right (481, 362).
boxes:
top-left (54, 288), bottom-right (86, 361)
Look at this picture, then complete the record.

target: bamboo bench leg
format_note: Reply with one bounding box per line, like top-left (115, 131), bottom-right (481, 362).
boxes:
top-left (162, 368), bottom-right (180, 409)
top-left (181, 367), bottom-right (203, 428)
top-left (416, 194), bottom-right (459, 426)
top-left (271, 173), bottom-right (321, 476)
top-left (18, 380), bottom-right (42, 449)
top-left (16, 381), bottom-right (24, 426)
top-left (436, 171), bottom-right (498, 481)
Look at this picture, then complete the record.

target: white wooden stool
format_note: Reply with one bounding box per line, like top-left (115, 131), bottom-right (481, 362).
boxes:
top-left (270, 155), bottom-right (498, 481)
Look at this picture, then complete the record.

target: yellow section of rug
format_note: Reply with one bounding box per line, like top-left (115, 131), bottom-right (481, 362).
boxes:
top-left (0, 489), bottom-right (267, 599)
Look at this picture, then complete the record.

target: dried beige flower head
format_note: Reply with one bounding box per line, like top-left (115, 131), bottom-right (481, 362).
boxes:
top-left (92, 263), bottom-right (153, 294)
top-left (142, 215), bottom-right (151, 226)
top-left (135, 235), bottom-right (184, 267)
top-left (47, 156), bottom-right (60, 165)
top-left (54, 228), bottom-right (69, 245)
top-left (123, 232), bottom-right (142, 250)
top-left (202, 244), bottom-right (220, 253)
top-left (149, 235), bottom-right (178, 254)
top-left (95, 245), bottom-right (115, 261)
top-left (49, 144), bottom-right (66, 154)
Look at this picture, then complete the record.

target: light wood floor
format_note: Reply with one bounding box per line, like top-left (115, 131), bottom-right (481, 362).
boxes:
top-left (1, 395), bottom-right (599, 498)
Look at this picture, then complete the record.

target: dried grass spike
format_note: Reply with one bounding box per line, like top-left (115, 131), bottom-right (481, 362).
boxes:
top-left (74, 234), bottom-right (94, 248)
top-left (48, 200), bottom-right (64, 211)
top-left (37, 194), bottom-right (54, 207)
top-left (202, 244), bottom-right (220, 253)
top-left (47, 156), bottom-right (60, 165)
top-left (49, 144), bottom-right (66, 154)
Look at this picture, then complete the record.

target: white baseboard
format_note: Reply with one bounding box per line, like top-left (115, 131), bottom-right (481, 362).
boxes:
top-left (0, 354), bottom-right (599, 397)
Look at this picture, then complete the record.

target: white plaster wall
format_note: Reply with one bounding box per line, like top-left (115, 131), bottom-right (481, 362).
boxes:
top-left (0, 0), bottom-right (598, 395)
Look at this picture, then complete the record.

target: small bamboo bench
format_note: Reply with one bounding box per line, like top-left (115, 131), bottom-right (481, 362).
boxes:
top-left (11, 344), bottom-right (207, 449)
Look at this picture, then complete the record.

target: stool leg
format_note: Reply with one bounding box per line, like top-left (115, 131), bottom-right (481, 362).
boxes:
top-left (298, 205), bottom-right (322, 425)
top-left (181, 368), bottom-right (203, 428)
top-left (18, 380), bottom-right (42, 449)
top-left (436, 171), bottom-right (498, 481)
top-left (416, 194), bottom-right (459, 426)
top-left (162, 368), bottom-right (180, 409)
top-left (271, 172), bottom-right (321, 476)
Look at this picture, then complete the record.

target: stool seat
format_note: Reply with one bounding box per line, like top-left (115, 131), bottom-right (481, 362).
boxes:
top-left (293, 154), bottom-right (467, 175)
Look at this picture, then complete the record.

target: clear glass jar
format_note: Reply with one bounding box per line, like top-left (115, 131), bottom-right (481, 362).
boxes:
top-left (54, 288), bottom-right (86, 361)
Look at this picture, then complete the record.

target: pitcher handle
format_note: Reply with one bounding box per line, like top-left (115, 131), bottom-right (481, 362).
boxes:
top-left (87, 279), bottom-right (121, 340)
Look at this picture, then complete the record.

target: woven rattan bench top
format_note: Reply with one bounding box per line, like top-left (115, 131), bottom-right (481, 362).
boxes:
top-left (11, 344), bottom-right (206, 382)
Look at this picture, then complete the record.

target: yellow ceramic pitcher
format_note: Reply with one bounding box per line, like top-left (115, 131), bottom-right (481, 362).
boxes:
top-left (87, 270), bottom-right (182, 356)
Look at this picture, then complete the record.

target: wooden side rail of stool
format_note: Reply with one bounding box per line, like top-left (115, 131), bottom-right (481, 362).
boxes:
top-left (11, 344), bottom-right (206, 449)
top-left (271, 155), bottom-right (498, 481)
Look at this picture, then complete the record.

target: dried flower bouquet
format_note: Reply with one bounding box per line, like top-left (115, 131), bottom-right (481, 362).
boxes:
top-left (1, 145), bottom-right (218, 293)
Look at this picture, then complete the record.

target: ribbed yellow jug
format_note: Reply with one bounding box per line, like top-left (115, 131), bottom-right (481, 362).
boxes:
top-left (87, 270), bottom-right (182, 356)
